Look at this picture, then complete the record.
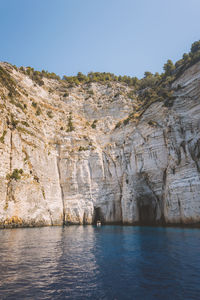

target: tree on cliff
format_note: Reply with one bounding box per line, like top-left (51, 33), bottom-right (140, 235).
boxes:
top-left (191, 40), bottom-right (200, 54)
top-left (163, 59), bottom-right (175, 76)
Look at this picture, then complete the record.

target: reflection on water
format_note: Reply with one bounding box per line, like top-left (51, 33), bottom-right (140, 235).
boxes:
top-left (0, 226), bottom-right (200, 299)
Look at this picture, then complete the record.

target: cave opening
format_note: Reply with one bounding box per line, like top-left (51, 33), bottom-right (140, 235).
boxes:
top-left (93, 207), bottom-right (104, 224)
top-left (138, 202), bottom-right (157, 225)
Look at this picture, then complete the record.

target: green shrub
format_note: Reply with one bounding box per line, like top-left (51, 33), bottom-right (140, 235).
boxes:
top-left (78, 146), bottom-right (88, 151)
top-left (32, 101), bottom-right (37, 108)
top-left (11, 114), bottom-right (18, 128)
top-left (62, 71), bottom-right (139, 87)
top-left (17, 126), bottom-right (34, 136)
top-left (10, 97), bottom-right (25, 111)
top-left (123, 118), bottom-right (129, 125)
top-left (47, 110), bottom-right (53, 118)
top-left (91, 120), bottom-right (97, 129)
top-left (34, 175), bottom-right (39, 182)
top-left (0, 130), bottom-right (7, 143)
top-left (66, 115), bottom-right (75, 132)
top-left (21, 121), bottom-right (29, 127)
top-left (88, 90), bottom-right (94, 95)
top-left (7, 169), bottom-right (23, 180)
top-left (0, 66), bottom-right (19, 97)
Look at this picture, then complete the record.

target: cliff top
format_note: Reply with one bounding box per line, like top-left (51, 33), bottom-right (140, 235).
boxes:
top-left (0, 40), bottom-right (200, 150)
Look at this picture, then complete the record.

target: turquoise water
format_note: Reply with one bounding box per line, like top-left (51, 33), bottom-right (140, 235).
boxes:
top-left (0, 225), bottom-right (200, 299)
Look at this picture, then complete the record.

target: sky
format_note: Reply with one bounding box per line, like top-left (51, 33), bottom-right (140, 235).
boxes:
top-left (0, 0), bottom-right (200, 78)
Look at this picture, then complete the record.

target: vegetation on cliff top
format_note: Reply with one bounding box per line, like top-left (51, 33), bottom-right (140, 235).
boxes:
top-left (0, 40), bottom-right (199, 129)
top-left (117, 40), bottom-right (200, 126)
top-left (16, 40), bottom-right (200, 90)
top-left (0, 65), bottom-right (19, 97)
top-left (0, 40), bottom-right (198, 91)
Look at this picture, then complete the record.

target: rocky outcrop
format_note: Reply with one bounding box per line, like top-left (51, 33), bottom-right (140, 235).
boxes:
top-left (1, 61), bottom-right (200, 227)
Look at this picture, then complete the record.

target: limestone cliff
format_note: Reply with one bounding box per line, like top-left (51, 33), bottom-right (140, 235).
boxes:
top-left (1, 60), bottom-right (200, 228)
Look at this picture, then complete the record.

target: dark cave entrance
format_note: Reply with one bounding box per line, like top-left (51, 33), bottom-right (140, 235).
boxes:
top-left (93, 207), bottom-right (104, 224)
top-left (138, 202), bottom-right (157, 225)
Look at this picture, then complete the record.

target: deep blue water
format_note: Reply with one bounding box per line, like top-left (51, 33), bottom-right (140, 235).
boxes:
top-left (0, 226), bottom-right (200, 300)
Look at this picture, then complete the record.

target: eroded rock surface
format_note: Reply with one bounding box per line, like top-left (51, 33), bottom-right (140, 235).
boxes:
top-left (1, 61), bottom-right (200, 227)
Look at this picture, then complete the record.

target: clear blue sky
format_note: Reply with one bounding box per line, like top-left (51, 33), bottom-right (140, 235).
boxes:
top-left (0, 0), bottom-right (199, 78)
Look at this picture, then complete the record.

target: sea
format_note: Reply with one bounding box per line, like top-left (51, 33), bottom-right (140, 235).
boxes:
top-left (0, 225), bottom-right (200, 299)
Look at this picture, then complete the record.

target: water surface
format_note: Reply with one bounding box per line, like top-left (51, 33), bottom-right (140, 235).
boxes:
top-left (0, 226), bottom-right (200, 299)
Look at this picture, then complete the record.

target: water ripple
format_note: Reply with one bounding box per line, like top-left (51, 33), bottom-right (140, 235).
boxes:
top-left (0, 226), bottom-right (200, 299)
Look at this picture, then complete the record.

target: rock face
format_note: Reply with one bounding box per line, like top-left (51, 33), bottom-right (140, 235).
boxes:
top-left (1, 61), bottom-right (200, 227)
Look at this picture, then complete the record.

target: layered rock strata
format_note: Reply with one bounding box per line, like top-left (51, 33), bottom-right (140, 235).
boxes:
top-left (0, 61), bottom-right (200, 227)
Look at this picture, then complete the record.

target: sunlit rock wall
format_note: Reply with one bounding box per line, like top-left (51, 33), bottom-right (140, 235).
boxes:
top-left (0, 61), bottom-right (200, 227)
